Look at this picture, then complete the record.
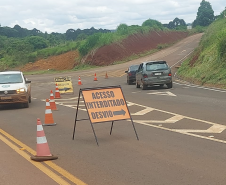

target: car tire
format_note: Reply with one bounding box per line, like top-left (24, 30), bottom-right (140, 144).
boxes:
top-left (140, 81), bottom-right (147, 90)
top-left (29, 95), bottom-right (31, 103)
top-left (127, 79), bottom-right (132, 85)
top-left (167, 82), bottom-right (173, 89)
top-left (136, 81), bottom-right (140, 88)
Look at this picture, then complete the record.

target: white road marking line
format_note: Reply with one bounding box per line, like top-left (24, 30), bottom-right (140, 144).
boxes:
top-left (147, 91), bottom-right (176, 97)
top-left (174, 82), bottom-right (226, 93)
top-left (173, 124), bottom-right (226, 134)
top-left (127, 102), bottom-right (135, 106)
top-left (131, 108), bottom-right (154, 115)
top-left (170, 50), bottom-right (194, 68)
top-left (131, 120), bottom-right (226, 145)
top-left (40, 98), bottom-right (226, 139)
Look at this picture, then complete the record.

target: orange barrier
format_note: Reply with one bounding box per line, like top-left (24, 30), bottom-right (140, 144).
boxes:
top-left (30, 118), bottom-right (58, 161)
top-left (105, 72), bottom-right (108, 79)
top-left (54, 83), bottom-right (61, 99)
top-left (78, 76), bottom-right (82, 85)
top-left (44, 99), bottom-right (56, 126)
top-left (94, 73), bottom-right (97, 81)
top-left (49, 90), bottom-right (57, 110)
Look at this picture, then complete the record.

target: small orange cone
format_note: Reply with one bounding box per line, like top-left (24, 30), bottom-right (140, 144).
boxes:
top-left (105, 72), bottom-right (108, 79)
top-left (94, 73), bottom-right (98, 81)
top-left (55, 83), bottom-right (61, 99)
top-left (30, 118), bottom-right (58, 162)
top-left (78, 76), bottom-right (82, 85)
top-left (43, 99), bottom-right (56, 126)
top-left (49, 90), bottom-right (57, 111)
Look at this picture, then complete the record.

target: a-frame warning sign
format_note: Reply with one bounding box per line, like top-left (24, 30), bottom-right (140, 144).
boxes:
top-left (72, 86), bottom-right (139, 145)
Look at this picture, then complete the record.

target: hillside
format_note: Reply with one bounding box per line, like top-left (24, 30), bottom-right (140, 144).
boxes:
top-left (20, 31), bottom-right (188, 72)
top-left (177, 17), bottom-right (226, 89)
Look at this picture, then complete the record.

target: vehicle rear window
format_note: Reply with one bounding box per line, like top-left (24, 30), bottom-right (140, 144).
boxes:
top-left (129, 65), bottom-right (139, 71)
top-left (146, 62), bottom-right (168, 71)
top-left (0, 74), bottom-right (23, 84)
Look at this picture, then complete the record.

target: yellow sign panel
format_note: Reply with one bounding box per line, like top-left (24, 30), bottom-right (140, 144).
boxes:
top-left (82, 87), bottom-right (131, 123)
top-left (54, 76), bottom-right (73, 94)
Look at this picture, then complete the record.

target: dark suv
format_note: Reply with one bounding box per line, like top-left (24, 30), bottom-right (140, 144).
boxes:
top-left (135, 61), bottom-right (172, 90)
top-left (125, 64), bottom-right (139, 85)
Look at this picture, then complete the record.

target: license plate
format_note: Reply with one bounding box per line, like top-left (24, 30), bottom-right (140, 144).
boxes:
top-left (1, 96), bottom-right (12, 100)
top-left (155, 73), bottom-right (162, 76)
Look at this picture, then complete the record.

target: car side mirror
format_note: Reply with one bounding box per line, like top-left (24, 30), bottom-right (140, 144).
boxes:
top-left (26, 80), bottom-right (31, 83)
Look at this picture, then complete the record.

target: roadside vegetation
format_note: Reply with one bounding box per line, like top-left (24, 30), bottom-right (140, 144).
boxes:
top-left (177, 8), bottom-right (226, 89)
top-left (0, 18), bottom-right (191, 71)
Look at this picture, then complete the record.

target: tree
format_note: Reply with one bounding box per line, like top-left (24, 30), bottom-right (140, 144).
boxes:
top-left (25, 36), bottom-right (48, 50)
top-left (193, 0), bottom-right (214, 27)
top-left (142, 19), bottom-right (163, 29)
top-left (167, 18), bottom-right (186, 29)
top-left (116, 24), bottom-right (129, 35)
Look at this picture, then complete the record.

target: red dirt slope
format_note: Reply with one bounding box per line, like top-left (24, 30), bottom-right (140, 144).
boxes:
top-left (20, 50), bottom-right (79, 72)
top-left (86, 31), bottom-right (189, 66)
top-left (21, 31), bottom-right (188, 72)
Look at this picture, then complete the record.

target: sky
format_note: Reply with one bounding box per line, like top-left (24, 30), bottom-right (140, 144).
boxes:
top-left (0, 0), bottom-right (225, 33)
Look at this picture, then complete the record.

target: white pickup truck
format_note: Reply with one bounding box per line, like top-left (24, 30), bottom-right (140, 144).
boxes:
top-left (0, 71), bottom-right (31, 108)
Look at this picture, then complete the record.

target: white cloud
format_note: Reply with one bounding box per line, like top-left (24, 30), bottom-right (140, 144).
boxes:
top-left (0, 0), bottom-right (225, 33)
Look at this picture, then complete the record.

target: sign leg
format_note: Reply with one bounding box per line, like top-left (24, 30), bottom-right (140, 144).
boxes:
top-left (90, 122), bottom-right (99, 146)
top-left (72, 90), bottom-right (81, 140)
top-left (131, 119), bottom-right (139, 140)
top-left (110, 121), bottom-right (114, 135)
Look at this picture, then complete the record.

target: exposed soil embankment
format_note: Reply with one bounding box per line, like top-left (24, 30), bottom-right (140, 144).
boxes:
top-left (85, 31), bottom-right (189, 66)
top-left (20, 31), bottom-right (189, 72)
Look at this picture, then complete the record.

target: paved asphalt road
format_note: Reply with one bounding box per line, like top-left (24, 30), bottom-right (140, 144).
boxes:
top-left (1, 33), bottom-right (226, 185)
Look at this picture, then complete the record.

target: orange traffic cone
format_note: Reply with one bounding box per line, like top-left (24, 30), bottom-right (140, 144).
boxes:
top-left (55, 83), bottom-right (61, 99)
top-left (49, 90), bottom-right (57, 111)
top-left (43, 99), bottom-right (56, 126)
top-left (94, 73), bottom-right (98, 81)
top-left (78, 76), bottom-right (82, 85)
top-left (30, 118), bottom-right (58, 162)
top-left (105, 72), bottom-right (108, 79)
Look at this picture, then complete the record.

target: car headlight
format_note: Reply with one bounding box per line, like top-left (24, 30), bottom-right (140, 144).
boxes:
top-left (17, 88), bottom-right (26, 93)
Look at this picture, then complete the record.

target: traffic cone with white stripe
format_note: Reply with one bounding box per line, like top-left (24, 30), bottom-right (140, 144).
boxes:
top-left (94, 73), bottom-right (97, 81)
top-left (78, 76), bottom-right (82, 85)
top-left (55, 83), bottom-right (61, 99)
top-left (43, 99), bottom-right (56, 126)
top-left (30, 118), bottom-right (58, 162)
top-left (49, 90), bottom-right (58, 111)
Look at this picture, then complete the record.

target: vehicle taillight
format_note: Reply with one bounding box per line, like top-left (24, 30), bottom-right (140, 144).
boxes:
top-left (128, 72), bottom-right (132, 76)
top-left (143, 74), bottom-right (148, 78)
top-left (168, 73), bottom-right (172, 76)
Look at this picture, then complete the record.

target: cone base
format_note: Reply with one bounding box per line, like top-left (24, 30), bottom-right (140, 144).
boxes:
top-left (31, 155), bottom-right (58, 162)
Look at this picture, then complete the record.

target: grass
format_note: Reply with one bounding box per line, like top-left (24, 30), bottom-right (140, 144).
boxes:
top-left (177, 18), bottom-right (226, 89)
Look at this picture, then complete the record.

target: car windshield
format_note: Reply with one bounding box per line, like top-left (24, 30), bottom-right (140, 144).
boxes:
top-left (0, 74), bottom-right (23, 84)
top-left (146, 62), bottom-right (168, 71)
top-left (129, 65), bottom-right (139, 71)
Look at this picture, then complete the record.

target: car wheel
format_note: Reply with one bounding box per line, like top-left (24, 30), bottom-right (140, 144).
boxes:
top-left (128, 80), bottom-right (133, 85)
top-left (136, 81), bottom-right (140, 88)
top-left (140, 81), bottom-right (147, 90)
top-left (127, 79), bottom-right (132, 85)
top-left (167, 82), bottom-right (173, 89)
top-left (29, 95), bottom-right (31, 103)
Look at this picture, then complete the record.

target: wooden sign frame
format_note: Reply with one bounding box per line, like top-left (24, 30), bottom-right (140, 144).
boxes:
top-left (72, 85), bottom-right (139, 145)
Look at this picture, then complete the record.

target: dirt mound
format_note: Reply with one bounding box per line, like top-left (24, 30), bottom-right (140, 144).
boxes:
top-left (21, 31), bottom-right (188, 72)
top-left (86, 31), bottom-right (189, 66)
top-left (20, 50), bottom-right (79, 72)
